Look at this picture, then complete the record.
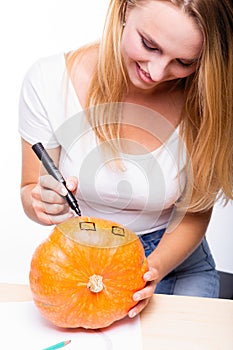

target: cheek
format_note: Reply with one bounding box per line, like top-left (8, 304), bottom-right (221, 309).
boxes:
top-left (175, 66), bottom-right (197, 79)
top-left (121, 31), bottom-right (142, 63)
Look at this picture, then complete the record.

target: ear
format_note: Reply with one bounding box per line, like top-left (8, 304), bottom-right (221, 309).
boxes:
top-left (122, 0), bottom-right (129, 24)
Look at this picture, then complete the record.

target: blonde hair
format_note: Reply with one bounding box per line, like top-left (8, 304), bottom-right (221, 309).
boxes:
top-left (66, 0), bottom-right (233, 212)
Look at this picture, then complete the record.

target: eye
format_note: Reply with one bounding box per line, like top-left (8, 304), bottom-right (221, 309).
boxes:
top-left (141, 36), bottom-right (158, 52)
top-left (176, 58), bottom-right (197, 68)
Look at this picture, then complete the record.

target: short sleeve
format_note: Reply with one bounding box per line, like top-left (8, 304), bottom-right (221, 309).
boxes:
top-left (18, 59), bottom-right (60, 148)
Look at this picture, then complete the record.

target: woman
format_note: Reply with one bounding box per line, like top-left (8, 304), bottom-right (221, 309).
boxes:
top-left (19, 0), bottom-right (233, 318)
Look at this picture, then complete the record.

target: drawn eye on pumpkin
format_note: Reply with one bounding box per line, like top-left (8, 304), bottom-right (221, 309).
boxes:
top-left (79, 221), bottom-right (96, 231)
top-left (111, 226), bottom-right (125, 237)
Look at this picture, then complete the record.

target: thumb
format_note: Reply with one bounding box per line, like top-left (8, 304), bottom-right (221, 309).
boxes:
top-left (66, 176), bottom-right (78, 192)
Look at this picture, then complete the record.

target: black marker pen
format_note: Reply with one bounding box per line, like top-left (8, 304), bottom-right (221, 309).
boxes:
top-left (32, 142), bottom-right (81, 216)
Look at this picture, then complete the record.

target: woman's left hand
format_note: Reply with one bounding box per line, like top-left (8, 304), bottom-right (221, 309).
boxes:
top-left (128, 266), bottom-right (160, 318)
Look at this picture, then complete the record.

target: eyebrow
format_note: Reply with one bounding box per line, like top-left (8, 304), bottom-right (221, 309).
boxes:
top-left (141, 31), bottom-right (163, 51)
top-left (141, 31), bottom-right (199, 63)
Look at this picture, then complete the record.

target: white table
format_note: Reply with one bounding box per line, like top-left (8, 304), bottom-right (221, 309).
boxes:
top-left (1, 283), bottom-right (232, 349)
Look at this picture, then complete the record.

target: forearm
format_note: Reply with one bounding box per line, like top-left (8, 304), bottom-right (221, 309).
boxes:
top-left (147, 209), bottom-right (212, 282)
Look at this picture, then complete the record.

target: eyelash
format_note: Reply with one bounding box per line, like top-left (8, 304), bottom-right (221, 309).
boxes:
top-left (140, 36), bottom-right (195, 68)
top-left (141, 37), bottom-right (158, 51)
top-left (176, 59), bottom-right (195, 68)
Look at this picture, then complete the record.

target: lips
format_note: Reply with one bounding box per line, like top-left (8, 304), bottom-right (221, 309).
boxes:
top-left (136, 62), bottom-right (154, 83)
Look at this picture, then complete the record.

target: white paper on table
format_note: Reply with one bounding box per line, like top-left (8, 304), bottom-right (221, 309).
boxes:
top-left (0, 301), bottom-right (143, 350)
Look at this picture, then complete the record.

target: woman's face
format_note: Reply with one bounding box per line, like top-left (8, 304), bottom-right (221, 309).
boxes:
top-left (121, 0), bottom-right (203, 92)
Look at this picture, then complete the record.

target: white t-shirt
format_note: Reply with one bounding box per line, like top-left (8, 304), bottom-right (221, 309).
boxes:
top-left (18, 53), bottom-right (187, 235)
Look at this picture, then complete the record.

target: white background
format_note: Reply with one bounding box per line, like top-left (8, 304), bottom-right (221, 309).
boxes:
top-left (0, 0), bottom-right (232, 285)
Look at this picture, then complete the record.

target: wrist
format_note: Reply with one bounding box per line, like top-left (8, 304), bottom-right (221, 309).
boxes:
top-left (146, 255), bottom-right (164, 284)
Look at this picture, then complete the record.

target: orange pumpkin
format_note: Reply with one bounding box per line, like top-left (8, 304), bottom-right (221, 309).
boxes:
top-left (29, 217), bottom-right (148, 329)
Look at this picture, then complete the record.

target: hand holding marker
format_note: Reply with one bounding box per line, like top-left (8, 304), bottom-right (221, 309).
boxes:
top-left (32, 142), bottom-right (81, 216)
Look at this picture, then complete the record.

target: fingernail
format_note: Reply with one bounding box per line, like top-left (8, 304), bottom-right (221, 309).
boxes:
top-left (133, 293), bottom-right (140, 301)
top-left (129, 311), bottom-right (137, 318)
top-left (144, 272), bottom-right (151, 280)
top-left (61, 187), bottom-right (68, 196)
top-left (67, 181), bottom-right (75, 191)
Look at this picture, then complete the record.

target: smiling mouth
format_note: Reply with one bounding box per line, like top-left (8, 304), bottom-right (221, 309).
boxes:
top-left (136, 63), bottom-right (154, 82)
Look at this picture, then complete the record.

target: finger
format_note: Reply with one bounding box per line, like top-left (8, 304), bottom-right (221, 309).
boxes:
top-left (39, 175), bottom-right (68, 196)
top-left (128, 298), bottom-right (150, 318)
top-left (41, 202), bottom-right (70, 215)
top-left (143, 267), bottom-right (160, 282)
top-left (133, 282), bottom-right (156, 303)
top-left (32, 196), bottom-right (70, 216)
top-left (32, 187), bottom-right (67, 205)
top-left (36, 210), bottom-right (74, 225)
top-left (128, 282), bottom-right (156, 318)
top-left (66, 176), bottom-right (78, 192)
top-left (32, 195), bottom-right (74, 225)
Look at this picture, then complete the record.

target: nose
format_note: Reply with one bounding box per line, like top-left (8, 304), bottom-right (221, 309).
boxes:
top-left (148, 56), bottom-right (170, 82)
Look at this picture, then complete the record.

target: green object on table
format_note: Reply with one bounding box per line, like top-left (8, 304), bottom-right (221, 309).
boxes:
top-left (43, 340), bottom-right (71, 350)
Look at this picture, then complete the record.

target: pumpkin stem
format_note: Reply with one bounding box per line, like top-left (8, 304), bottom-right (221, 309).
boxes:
top-left (87, 274), bottom-right (104, 293)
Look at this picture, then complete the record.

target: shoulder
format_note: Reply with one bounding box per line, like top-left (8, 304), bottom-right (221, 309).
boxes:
top-left (20, 53), bottom-right (73, 115)
top-left (65, 44), bottom-right (99, 107)
top-left (66, 44), bottom-right (98, 75)
top-left (23, 53), bottom-right (66, 87)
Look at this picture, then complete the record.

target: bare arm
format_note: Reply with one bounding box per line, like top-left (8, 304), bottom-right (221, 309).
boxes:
top-left (129, 209), bottom-right (212, 317)
top-left (148, 209), bottom-right (212, 279)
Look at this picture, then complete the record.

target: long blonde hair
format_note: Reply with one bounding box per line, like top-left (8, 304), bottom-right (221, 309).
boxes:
top-left (66, 0), bottom-right (233, 212)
